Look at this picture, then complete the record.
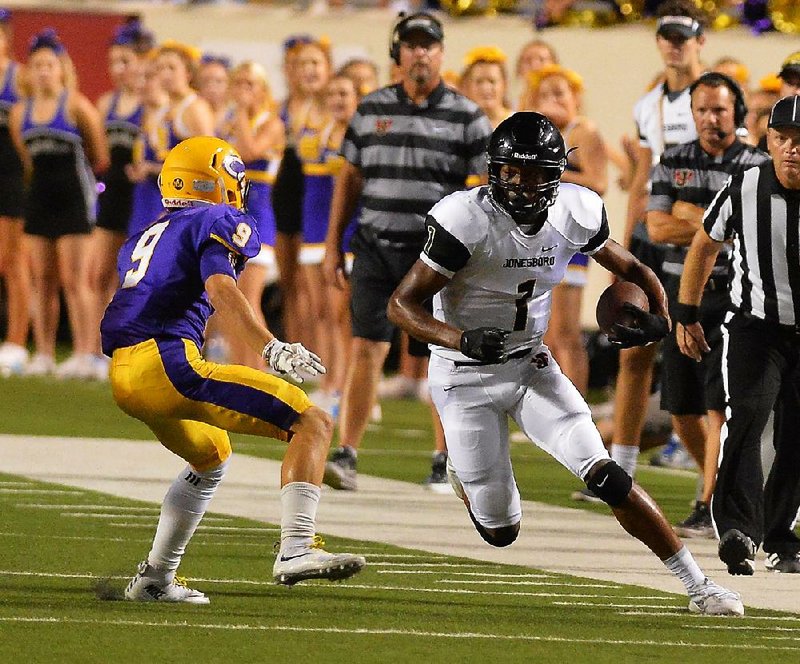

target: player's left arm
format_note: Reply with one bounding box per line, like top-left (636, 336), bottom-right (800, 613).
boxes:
top-left (388, 261), bottom-right (459, 350)
top-left (593, 239), bottom-right (669, 322)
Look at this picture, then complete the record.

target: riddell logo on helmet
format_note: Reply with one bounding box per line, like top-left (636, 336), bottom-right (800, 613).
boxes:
top-left (511, 151), bottom-right (537, 159)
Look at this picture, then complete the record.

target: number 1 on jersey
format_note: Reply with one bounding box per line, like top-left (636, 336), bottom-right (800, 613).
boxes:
top-left (514, 279), bottom-right (536, 331)
top-left (122, 220), bottom-right (170, 289)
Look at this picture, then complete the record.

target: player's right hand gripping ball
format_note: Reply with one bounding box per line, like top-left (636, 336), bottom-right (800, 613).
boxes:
top-left (460, 327), bottom-right (510, 363)
top-left (263, 339), bottom-right (326, 383)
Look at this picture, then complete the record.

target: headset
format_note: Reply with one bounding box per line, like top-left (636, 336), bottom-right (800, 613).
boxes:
top-left (389, 12), bottom-right (443, 66)
top-left (689, 71), bottom-right (748, 131)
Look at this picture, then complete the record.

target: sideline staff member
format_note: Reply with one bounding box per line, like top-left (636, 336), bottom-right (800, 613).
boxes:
top-left (677, 95), bottom-right (800, 575)
top-left (322, 12), bottom-right (492, 490)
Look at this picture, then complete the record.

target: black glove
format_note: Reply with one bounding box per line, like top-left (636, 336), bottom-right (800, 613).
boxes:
top-left (608, 303), bottom-right (669, 349)
top-left (460, 327), bottom-right (510, 363)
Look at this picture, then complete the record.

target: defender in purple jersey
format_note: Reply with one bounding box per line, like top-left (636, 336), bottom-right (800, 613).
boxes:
top-left (102, 137), bottom-right (365, 602)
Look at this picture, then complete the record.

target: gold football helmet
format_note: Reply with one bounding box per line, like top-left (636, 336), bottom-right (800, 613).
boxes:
top-left (159, 136), bottom-right (249, 211)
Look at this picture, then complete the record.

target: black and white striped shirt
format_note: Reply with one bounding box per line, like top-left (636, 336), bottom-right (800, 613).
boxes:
top-left (649, 140), bottom-right (769, 277)
top-left (341, 82), bottom-right (491, 235)
top-left (704, 162), bottom-right (800, 326)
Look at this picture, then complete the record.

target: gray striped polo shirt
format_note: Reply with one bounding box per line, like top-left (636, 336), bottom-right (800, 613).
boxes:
top-left (647, 139), bottom-right (768, 277)
top-left (341, 81), bottom-right (492, 235)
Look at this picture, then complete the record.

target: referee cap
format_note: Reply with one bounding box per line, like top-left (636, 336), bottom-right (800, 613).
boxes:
top-left (768, 95), bottom-right (800, 130)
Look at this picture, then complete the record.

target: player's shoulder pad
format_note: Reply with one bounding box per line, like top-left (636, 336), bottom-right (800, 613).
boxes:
top-left (427, 187), bottom-right (491, 247)
top-left (205, 204), bottom-right (261, 259)
top-left (632, 84), bottom-right (662, 122)
top-left (549, 183), bottom-right (606, 246)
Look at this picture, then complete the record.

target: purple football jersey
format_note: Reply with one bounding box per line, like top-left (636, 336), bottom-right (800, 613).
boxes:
top-left (101, 204), bottom-right (261, 356)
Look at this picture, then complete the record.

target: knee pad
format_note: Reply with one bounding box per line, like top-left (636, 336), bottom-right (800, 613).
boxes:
top-left (586, 460), bottom-right (632, 507)
top-left (182, 459), bottom-right (228, 501)
top-left (468, 510), bottom-right (519, 548)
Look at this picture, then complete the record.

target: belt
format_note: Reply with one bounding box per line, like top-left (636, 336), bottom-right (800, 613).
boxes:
top-left (739, 312), bottom-right (800, 336)
top-left (454, 348), bottom-right (532, 367)
top-left (360, 226), bottom-right (425, 246)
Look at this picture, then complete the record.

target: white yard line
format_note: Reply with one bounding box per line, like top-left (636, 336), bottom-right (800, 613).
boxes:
top-left (0, 616), bottom-right (795, 650)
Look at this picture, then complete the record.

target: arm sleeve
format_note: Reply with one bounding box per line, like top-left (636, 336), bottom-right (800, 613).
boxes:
top-left (580, 205), bottom-right (610, 255)
top-left (421, 214), bottom-right (472, 278)
top-left (646, 157), bottom-right (676, 213)
top-left (207, 209), bottom-right (261, 260)
top-left (340, 109), bottom-right (363, 167)
top-left (464, 111), bottom-right (492, 178)
top-left (703, 175), bottom-right (735, 242)
top-left (200, 241), bottom-right (237, 282)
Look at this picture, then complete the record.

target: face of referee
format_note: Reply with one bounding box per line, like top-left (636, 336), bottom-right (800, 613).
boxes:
top-left (768, 126), bottom-right (800, 188)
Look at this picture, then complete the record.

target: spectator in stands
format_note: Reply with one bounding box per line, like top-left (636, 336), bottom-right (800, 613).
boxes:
top-left (522, 64), bottom-right (608, 396)
top-left (513, 38), bottom-right (557, 109)
top-left (198, 53), bottom-right (232, 134)
top-left (338, 57), bottom-right (380, 97)
top-left (460, 46), bottom-right (511, 129)
top-left (126, 53), bottom-right (168, 238)
top-left (0, 9), bottom-right (29, 375)
top-left (221, 61), bottom-right (284, 368)
top-left (8, 29), bottom-right (109, 377)
top-left (86, 19), bottom-right (153, 381)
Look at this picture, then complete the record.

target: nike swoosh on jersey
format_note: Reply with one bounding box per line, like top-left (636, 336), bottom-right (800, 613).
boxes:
top-left (542, 245), bottom-right (558, 252)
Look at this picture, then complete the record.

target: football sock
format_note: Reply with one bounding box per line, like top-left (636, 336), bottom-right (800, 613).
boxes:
top-left (147, 460), bottom-right (228, 582)
top-left (279, 481), bottom-right (321, 557)
top-left (610, 443), bottom-right (639, 478)
top-left (663, 545), bottom-right (706, 594)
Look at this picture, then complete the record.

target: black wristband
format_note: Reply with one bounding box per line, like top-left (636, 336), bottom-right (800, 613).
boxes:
top-left (674, 303), bottom-right (699, 325)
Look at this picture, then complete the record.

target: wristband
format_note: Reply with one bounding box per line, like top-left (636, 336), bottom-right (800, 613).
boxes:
top-left (674, 303), bottom-right (699, 325)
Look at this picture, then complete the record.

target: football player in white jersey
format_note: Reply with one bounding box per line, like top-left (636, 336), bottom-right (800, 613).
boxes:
top-left (387, 112), bottom-right (744, 616)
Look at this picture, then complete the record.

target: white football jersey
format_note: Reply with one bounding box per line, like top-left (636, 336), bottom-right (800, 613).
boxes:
top-left (633, 82), bottom-right (697, 164)
top-left (421, 184), bottom-right (609, 362)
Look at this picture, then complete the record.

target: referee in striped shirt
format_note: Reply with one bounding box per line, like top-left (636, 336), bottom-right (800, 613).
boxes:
top-left (677, 95), bottom-right (800, 575)
top-left (321, 13), bottom-right (492, 490)
top-left (646, 72), bottom-right (768, 539)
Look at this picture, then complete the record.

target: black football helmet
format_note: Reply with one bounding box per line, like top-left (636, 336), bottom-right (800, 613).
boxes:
top-left (487, 112), bottom-right (567, 223)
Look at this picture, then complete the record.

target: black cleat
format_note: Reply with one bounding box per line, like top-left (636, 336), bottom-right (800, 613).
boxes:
top-left (718, 529), bottom-right (756, 576)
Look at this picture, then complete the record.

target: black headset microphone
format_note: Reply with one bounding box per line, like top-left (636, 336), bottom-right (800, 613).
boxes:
top-left (714, 128), bottom-right (730, 140)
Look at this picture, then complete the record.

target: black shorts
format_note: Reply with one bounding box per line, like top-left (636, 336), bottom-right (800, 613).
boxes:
top-left (24, 193), bottom-right (92, 238)
top-left (96, 177), bottom-right (135, 234)
top-left (660, 275), bottom-right (728, 415)
top-left (0, 137), bottom-right (24, 218)
top-left (349, 226), bottom-right (430, 357)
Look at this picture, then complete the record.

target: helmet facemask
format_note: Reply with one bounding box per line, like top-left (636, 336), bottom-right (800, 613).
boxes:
top-left (489, 161), bottom-right (563, 223)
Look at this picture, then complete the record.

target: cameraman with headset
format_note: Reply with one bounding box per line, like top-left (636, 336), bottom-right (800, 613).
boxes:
top-left (645, 72), bottom-right (768, 537)
top-left (321, 12), bottom-right (492, 490)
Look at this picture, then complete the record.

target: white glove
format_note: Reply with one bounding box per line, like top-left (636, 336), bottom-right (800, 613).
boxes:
top-left (262, 339), bottom-right (326, 383)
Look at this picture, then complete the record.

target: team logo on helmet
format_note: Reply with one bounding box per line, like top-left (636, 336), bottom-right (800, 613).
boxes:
top-left (173, 177), bottom-right (184, 190)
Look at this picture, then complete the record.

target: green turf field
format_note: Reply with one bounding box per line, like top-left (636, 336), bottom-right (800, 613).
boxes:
top-left (0, 376), bottom-right (797, 663)
top-left (0, 473), bottom-right (795, 664)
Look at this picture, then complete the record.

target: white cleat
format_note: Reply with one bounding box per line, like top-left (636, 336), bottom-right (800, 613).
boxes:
top-left (688, 578), bottom-right (744, 616)
top-left (23, 353), bottom-right (56, 377)
top-left (273, 539), bottom-right (366, 586)
top-left (0, 342), bottom-right (28, 376)
top-left (124, 561), bottom-right (210, 604)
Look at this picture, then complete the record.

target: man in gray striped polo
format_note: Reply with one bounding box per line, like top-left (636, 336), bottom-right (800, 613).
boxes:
top-left (646, 72), bottom-right (768, 539)
top-left (321, 12), bottom-right (492, 490)
top-left (677, 95), bottom-right (800, 575)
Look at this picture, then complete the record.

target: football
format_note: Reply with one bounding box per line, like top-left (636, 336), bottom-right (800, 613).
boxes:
top-left (595, 281), bottom-right (650, 336)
